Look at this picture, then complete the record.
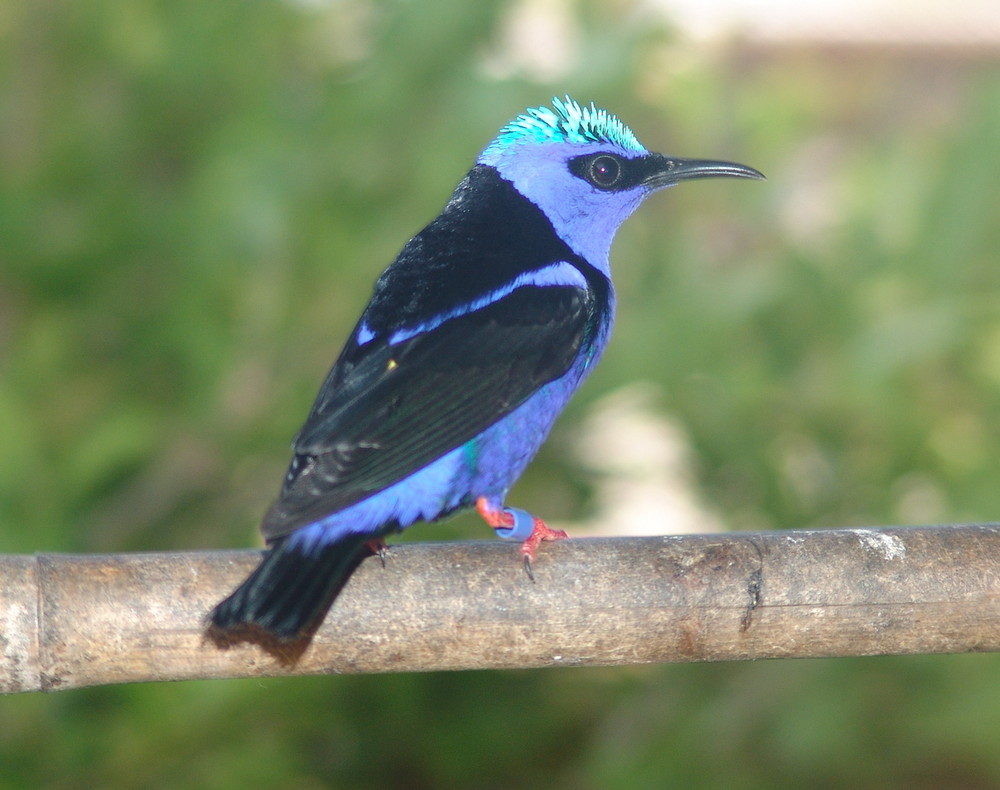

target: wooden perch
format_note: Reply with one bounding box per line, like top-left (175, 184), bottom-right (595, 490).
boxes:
top-left (3, 524), bottom-right (1000, 694)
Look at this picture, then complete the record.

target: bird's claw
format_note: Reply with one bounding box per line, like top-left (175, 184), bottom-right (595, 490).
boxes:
top-left (518, 520), bottom-right (568, 583)
top-left (476, 497), bottom-right (567, 581)
top-left (522, 553), bottom-right (535, 582)
top-left (365, 538), bottom-right (389, 568)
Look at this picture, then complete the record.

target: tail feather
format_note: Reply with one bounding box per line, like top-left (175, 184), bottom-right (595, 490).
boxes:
top-left (210, 534), bottom-right (370, 640)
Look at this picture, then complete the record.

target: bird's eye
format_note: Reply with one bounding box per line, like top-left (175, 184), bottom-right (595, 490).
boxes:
top-left (588, 155), bottom-right (622, 188)
top-left (567, 153), bottom-right (630, 190)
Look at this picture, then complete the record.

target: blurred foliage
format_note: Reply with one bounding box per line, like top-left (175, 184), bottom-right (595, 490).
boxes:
top-left (2, 0), bottom-right (1000, 788)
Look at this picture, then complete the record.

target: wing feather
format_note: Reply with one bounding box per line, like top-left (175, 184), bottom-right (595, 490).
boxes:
top-left (261, 283), bottom-right (593, 538)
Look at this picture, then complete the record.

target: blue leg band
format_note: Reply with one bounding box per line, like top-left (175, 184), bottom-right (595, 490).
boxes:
top-left (494, 507), bottom-right (535, 542)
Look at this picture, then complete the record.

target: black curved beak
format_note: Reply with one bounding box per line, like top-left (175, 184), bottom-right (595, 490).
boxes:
top-left (642, 154), bottom-right (765, 189)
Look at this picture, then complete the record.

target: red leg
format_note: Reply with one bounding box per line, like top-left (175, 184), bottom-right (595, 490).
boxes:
top-left (476, 497), bottom-right (512, 529)
top-left (476, 497), bottom-right (568, 581)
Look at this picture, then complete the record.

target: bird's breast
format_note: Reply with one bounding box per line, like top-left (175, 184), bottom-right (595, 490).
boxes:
top-left (462, 335), bottom-right (608, 498)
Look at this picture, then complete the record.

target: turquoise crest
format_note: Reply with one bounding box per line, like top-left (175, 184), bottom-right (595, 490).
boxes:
top-left (484, 96), bottom-right (647, 157)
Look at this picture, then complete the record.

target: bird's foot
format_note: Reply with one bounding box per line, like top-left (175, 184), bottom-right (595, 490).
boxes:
top-left (365, 538), bottom-right (389, 568)
top-left (517, 520), bottom-right (568, 582)
top-left (476, 497), bottom-right (568, 582)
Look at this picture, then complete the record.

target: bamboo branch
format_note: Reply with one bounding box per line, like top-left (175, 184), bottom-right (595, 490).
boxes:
top-left (3, 525), bottom-right (1000, 694)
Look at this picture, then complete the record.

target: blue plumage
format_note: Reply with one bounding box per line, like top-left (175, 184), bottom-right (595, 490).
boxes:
top-left (209, 97), bottom-right (764, 640)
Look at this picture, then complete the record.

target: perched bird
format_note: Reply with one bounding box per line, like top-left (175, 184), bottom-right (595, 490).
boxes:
top-left (210, 96), bottom-right (763, 640)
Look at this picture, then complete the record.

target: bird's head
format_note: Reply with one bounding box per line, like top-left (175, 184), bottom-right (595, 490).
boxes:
top-left (477, 96), bottom-right (763, 270)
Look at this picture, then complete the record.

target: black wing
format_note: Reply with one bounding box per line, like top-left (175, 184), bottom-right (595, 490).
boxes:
top-left (261, 283), bottom-right (594, 539)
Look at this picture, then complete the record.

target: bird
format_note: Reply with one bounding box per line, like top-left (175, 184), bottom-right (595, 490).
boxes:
top-left (209, 96), bottom-right (764, 641)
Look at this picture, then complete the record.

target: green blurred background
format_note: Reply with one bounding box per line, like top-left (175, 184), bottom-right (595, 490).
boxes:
top-left (3, 0), bottom-right (1000, 787)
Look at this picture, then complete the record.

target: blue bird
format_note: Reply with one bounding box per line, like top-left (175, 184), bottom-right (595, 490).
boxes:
top-left (209, 96), bottom-right (763, 640)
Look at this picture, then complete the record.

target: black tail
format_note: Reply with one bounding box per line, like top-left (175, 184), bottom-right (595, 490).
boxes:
top-left (209, 535), bottom-right (370, 641)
